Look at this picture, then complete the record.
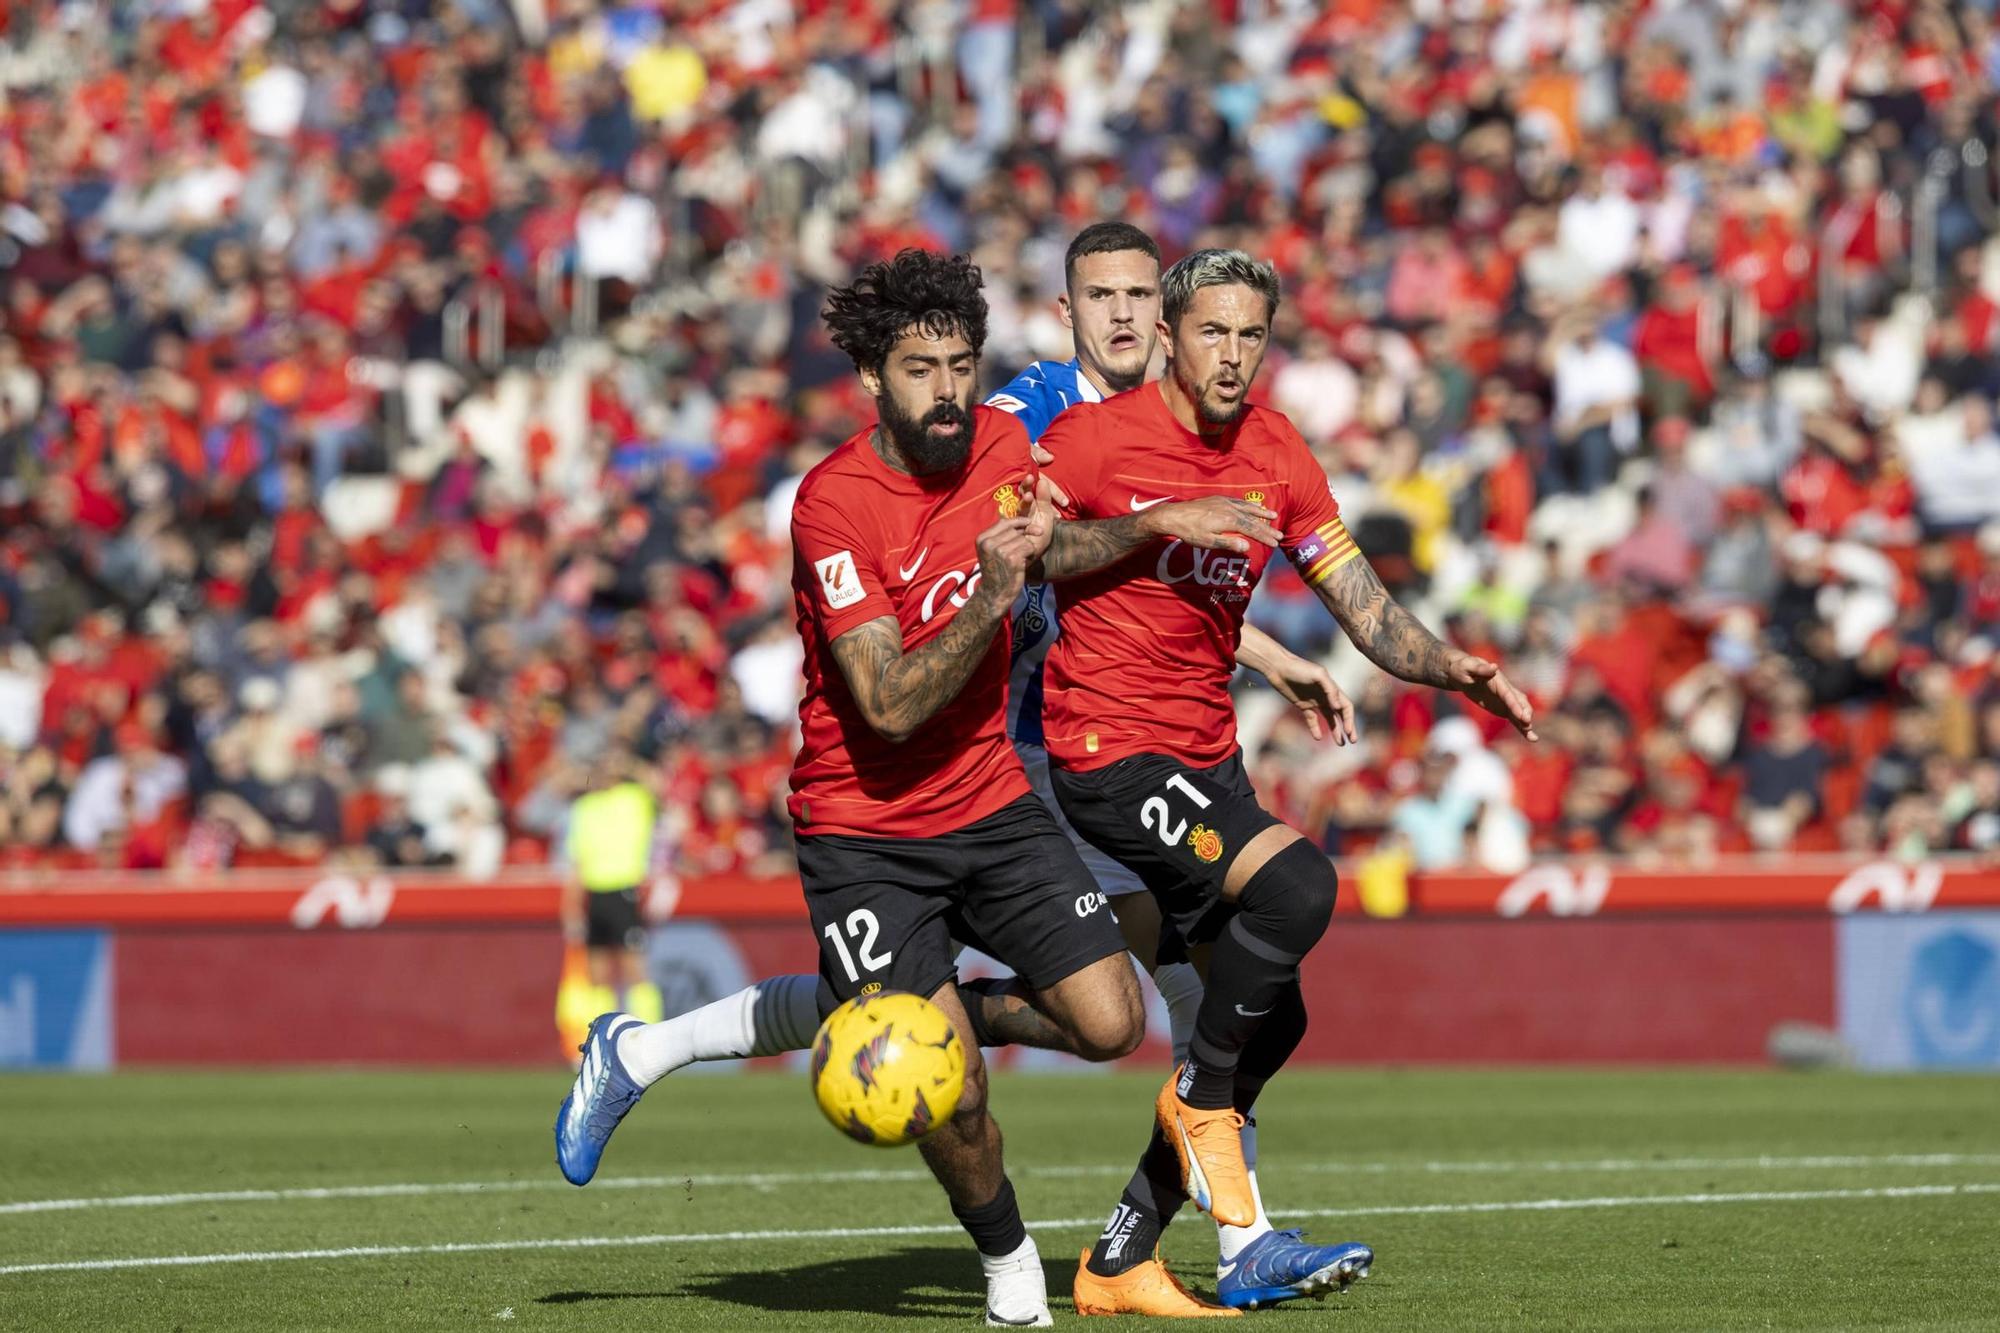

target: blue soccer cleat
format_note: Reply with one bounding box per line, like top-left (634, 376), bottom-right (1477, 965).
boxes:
top-left (555, 1012), bottom-right (647, 1186)
top-left (1215, 1231), bottom-right (1373, 1310)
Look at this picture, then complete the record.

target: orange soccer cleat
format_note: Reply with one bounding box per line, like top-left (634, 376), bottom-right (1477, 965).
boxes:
top-left (1073, 1250), bottom-right (1241, 1318)
top-left (1156, 1068), bottom-right (1255, 1228)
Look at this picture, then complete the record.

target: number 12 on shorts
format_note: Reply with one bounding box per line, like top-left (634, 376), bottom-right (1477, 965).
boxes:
top-left (824, 908), bottom-right (894, 983)
top-left (1140, 773), bottom-right (1211, 847)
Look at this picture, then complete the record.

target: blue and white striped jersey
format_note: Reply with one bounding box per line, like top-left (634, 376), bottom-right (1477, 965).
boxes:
top-left (985, 358), bottom-right (1105, 747)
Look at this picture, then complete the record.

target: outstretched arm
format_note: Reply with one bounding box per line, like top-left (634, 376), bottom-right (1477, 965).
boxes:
top-left (1314, 553), bottom-right (1537, 739)
top-left (1235, 624), bottom-right (1358, 745)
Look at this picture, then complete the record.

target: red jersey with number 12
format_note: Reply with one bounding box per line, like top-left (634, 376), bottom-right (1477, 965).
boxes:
top-left (788, 407), bottom-right (1035, 838)
top-left (1037, 384), bottom-right (1358, 772)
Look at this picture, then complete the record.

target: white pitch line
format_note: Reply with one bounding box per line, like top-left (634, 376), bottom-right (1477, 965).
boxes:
top-left (3, 1183), bottom-right (1996, 1278)
top-left (6, 1151), bottom-right (1998, 1218)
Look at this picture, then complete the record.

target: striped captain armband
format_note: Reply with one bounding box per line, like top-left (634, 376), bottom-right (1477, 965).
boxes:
top-left (1285, 516), bottom-right (1362, 584)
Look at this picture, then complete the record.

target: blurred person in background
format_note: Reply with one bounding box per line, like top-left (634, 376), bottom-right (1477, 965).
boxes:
top-left (559, 748), bottom-right (665, 1028)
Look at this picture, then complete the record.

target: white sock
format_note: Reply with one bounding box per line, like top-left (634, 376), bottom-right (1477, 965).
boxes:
top-left (1152, 960), bottom-right (1204, 1068)
top-left (1216, 1116), bottom-right (1274, 1261)
top-left (616, 974), bottom-right (820, 1086)
top-left (980, 1235), bottom-right (1050, 1326)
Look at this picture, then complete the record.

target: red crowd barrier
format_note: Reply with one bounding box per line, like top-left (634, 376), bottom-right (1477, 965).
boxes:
top-left (6, 857), bottom-right (1991, 1068)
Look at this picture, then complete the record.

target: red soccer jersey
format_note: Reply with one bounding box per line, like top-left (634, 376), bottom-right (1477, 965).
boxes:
top-left (788, 407), bottom-right (1035, 837)
top-left (1039, 385), bottom-right (1357, 771)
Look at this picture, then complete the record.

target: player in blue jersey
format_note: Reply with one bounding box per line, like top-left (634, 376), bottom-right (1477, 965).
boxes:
top-left (556, 223), bottom-right (1365, 1314)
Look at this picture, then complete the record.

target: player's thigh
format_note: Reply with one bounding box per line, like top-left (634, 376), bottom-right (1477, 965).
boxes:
top-left (1031, 951), bottom-right (1145, 1061)
top-left (796, 832), bottom-right (958, 1007)
top-left (1051, 752), bottom-right (1287, 954)
top-left (952, 796), bottom-right (1136, 1051)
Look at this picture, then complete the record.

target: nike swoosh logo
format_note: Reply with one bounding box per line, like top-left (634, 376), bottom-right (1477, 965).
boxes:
top-left (898, 547), bottom-right (929, 580)
top-left (1234, 1004), bottom-right (1272, 1017)
top-left (1129, 494), bottom-right (1172, 511)
top-left (1217, 1262), bottom-right (1239, 1279)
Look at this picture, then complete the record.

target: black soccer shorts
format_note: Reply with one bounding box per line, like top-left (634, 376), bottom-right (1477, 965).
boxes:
top-left (584, 887), bottom-right (646, 951)
top-left (1049, 750), bottom-right (1288, 963)
top-left (795, 794), bottom-right (1126, 1011)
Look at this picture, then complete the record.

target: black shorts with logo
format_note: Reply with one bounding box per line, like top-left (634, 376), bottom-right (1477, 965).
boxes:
top-left (1050, 750), bottom-right (1286, 963)
top-left (795, 794), bottom-right (1126, 1011)
top-left (584, 887), bottom-right (646, 951)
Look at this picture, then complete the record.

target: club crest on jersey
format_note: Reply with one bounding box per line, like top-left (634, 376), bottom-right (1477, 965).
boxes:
top-left (1244, 490), bottom-right (1265, 506)
top-left (994, 483), bottom-right (1023, 518)
top-left (1188, 824), bottom-right (1224, 863)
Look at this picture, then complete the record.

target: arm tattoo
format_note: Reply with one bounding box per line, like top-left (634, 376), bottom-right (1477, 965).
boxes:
top-left (1033, 514), bottom-right (1153, 581)
top-left (1315, 554), bottom-right (1456, 687)
top-left (828, 596), bottom-right (1008, 743)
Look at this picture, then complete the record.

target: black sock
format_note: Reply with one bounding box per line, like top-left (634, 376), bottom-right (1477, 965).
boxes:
top-left (1179, 1053), bottom-right (1238, 1110)
top-left (952, 1175), bottom-right (1028, 1258)
top-left (1183, 917), bottom-right (1295, 1108)
top-left (1232, 981), bottom-right (1307, 1114)
top-left (1086, 1130), bottom-right (1187, 1276)
top-left (1185, 842), bottom-right (1335, 1108)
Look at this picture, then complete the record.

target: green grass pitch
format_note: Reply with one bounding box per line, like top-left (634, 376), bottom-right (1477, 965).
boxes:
top-left (3, 1067), bottom-right (1998, 1330)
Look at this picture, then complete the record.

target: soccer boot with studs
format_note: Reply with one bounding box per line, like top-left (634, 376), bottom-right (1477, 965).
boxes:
top-left (1155, 1067), bottom-right (1255, 1227)
top-left (1073, 1249), bottom-right (1240, 1318)
top-left (1216, 1231), bottom-right (1373, 1309)
top-left (554, 1012), bottom-right (646, 1185)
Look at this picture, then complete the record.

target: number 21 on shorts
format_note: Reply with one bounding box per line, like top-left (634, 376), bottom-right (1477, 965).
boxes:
top-left (1140, 773), bottom-right (1211, 847)
top-left (824, 908), bottom-right (894, 983)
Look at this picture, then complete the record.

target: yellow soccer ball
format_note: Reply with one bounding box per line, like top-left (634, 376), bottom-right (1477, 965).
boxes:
top-left (810, 992), bottom-right (966, 1147)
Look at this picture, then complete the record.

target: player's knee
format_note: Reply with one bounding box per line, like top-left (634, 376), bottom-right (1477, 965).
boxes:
top-left (1236, 839), bottom-right (1338, 952)
top-left (1066, 968), bottom-right (1145, 1062)
top-left (951, 1047), bottom-right (991, 1121)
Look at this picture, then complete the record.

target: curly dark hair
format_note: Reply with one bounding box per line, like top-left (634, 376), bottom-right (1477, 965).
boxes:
top-left (822, 249), bottom-right (988, 375)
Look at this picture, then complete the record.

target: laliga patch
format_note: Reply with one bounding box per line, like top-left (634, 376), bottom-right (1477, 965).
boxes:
top-left (815, 550), bottom-right (865, 609)
top-left (987, 392), bottom-right (1028, 414)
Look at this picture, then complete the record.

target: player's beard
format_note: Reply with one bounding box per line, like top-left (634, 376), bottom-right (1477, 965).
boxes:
top-left (1176, 361), bottom-right (1251, 430)
top-left (878, 392), bottom-right (975, 474)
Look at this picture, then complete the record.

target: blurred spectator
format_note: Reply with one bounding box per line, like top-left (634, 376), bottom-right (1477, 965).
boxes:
top-left (63, 724), bottom-right (185, 852)
top-left (1390, 751), bottom-right (1478, 871)
top-left (1, 0), bottom-right (1997, 877)
top-left (366, 767), bottom-right (450, 870)
top-left (1741, 690), bottom-right (1830, 851)
top-left (1545, 306), bottom-right (1640, 495)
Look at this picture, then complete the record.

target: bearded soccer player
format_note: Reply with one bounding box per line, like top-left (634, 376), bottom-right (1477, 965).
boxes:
top-left (1048, 250), bottom-right (1538, 1318)
top-left (556, 248), bottom-right (1274, 1327)
top-left (548, 231), bottom-right (1345, 1100)
top-left (985, 222), bottom-right (1369, 1312)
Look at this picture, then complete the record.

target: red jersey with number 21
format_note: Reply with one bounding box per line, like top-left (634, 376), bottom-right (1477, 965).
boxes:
top-left (788, 406), bottom-right (1035, 838)
top-left (1038, 384), bottom-right (1359, 772)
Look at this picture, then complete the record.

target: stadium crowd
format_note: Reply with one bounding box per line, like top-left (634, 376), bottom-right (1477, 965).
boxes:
top-left (3, 0), bottom-right (2000, 881)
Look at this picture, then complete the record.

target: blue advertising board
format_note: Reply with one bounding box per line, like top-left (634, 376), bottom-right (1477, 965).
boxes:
top-left (1839, 912), bottom-right (2000, 1070)
top-left (0, 930), bottom-right (114, 1070)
